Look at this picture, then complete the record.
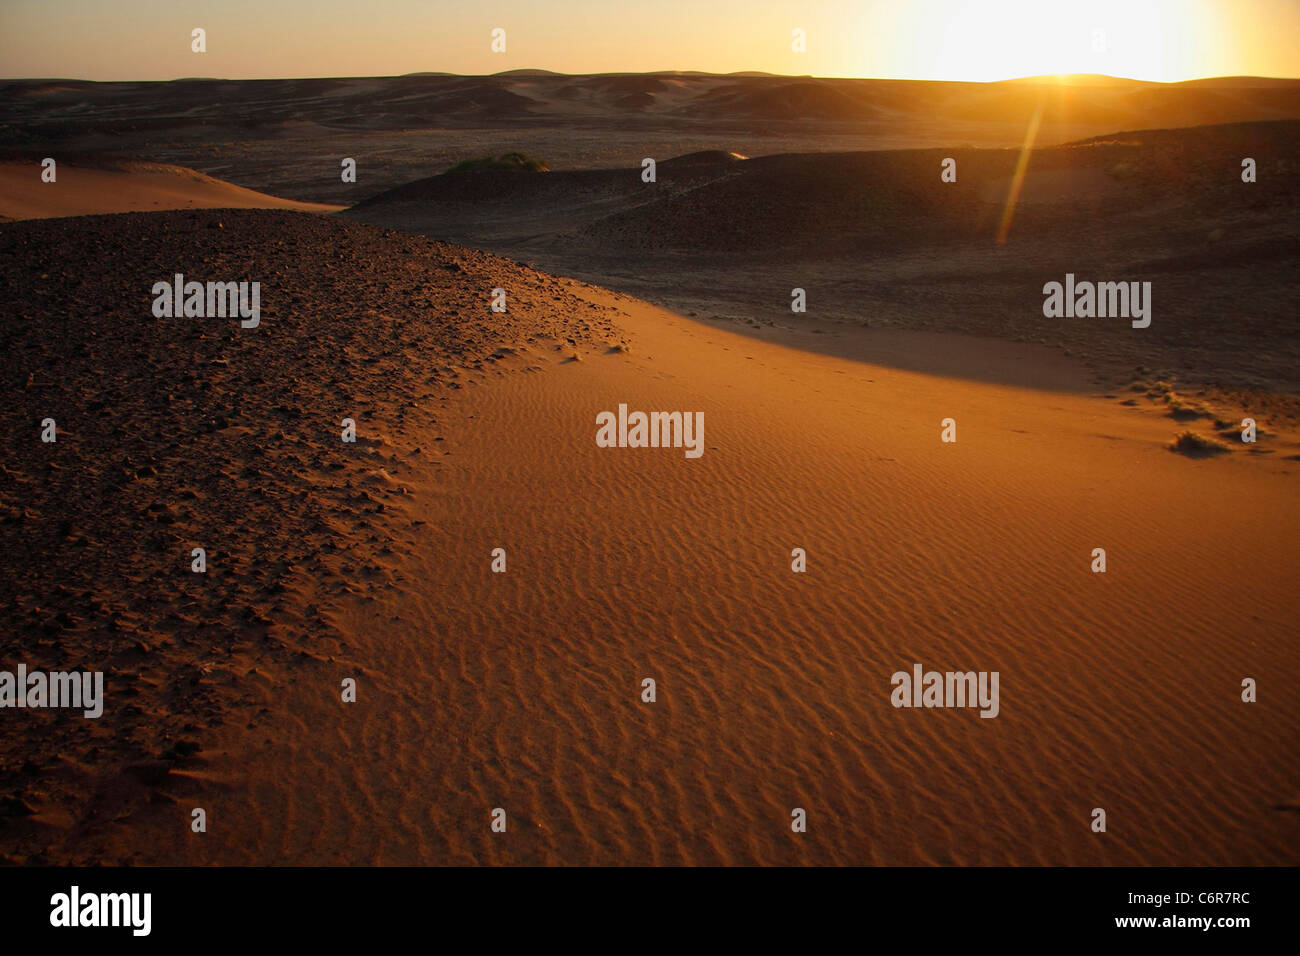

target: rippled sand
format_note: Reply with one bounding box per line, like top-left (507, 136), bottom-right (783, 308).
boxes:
top-left (158, 293), bottom-right (1299, 866)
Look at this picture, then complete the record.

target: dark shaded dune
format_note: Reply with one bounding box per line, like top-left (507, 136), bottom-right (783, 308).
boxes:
top-left (841, 78), bottom-right (956, 111)
top-left (0, 208), bottom-right (620, 861)
top-left (343, 151), bottom-right (757, 253)
top-left (613, 92), bottom-right (656, 110)
top-left (1137, 234), bottom-right (1300, 274)
top-left (577, 149), bottom-right (1029, 253)
top-left (579, 120), bottom-right (1300, 254)
top-left (350, 165), bottom-right (626, 206)
top-left (251, 78), bottom-right (538, 127)
top-left (353, 80), bottom-right (538, 126)
top-left (348, 147), bottom-right (748, 213)
top-left (659, 150), bottom-right (747, 168)
top-left (344, 118), bottom-right (1300, 394)
top-left (939, 85), bottom-right (1134, 126)
top-left (345, 119), bottom-right (1299, 272)
top-left (581, 150), bottom-right (967, 252)
top-left (545, 74), bottom-right (674, 112)
top-left (349, 119), bottom-right (1300, 246)
top-left (551, 81), bottom-right (588, 101)
top-left (1243, 85), bottom-right (1300, 113)
top-left (687, 79), bottom-right (881, 120)
top-left (180, 77), bottom-right (355, 101)
top-left (1118, 86), bottom-right (1288, 127)
top-left (1067, 116), bottom-right (1300, 148)
top-left (1062, 119), bottom-right (1300, 200)
top-left (435, 81), bottom-right (537, 116)
top-left (1138, 80), bottom-right (1300, 123)
top-left (589, 74), bottom-right (672, 95)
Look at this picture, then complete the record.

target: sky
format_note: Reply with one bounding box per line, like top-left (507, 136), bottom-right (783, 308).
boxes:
top-left (1, 0), bottom-right (1297, 83)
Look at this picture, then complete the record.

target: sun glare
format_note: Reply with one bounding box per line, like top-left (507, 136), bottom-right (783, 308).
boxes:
top-left (886, 0), bottom-right (1224, 82)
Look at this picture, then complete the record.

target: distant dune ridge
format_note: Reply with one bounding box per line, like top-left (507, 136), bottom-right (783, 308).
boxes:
top-left (3, 71), bottom-right (1299, 203)
top-left (4, 72), bottom-right (1297, 138)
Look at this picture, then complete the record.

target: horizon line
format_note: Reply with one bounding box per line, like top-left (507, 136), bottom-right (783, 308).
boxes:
top-left (4, 70), bottom-right (1300, 86)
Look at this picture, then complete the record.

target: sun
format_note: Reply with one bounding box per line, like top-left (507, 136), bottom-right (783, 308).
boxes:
top-left (882, 0), bottom-right (1224, 83)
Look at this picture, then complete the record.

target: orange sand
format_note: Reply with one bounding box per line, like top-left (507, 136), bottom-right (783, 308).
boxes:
top-left (0, 161), bottom-right (342, 220)
top-left (138, 289), bottom-right (1298, 865)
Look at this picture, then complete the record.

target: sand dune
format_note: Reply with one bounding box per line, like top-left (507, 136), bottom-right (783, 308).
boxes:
top-left (0, 209), bottom-right (623, 862)
top-left (5, 73), bottom-right (1296, 139)
top-left (5, 73), bottom-right (1298, 204)
top-left (348, 120), bottom-right (1300, 403)
top-left (1, 209), bottom-right (1295, 865)
top-left (352, 119), bottom-right (1298, 254)
top-left (0, 159), bottom-right (343, 221)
